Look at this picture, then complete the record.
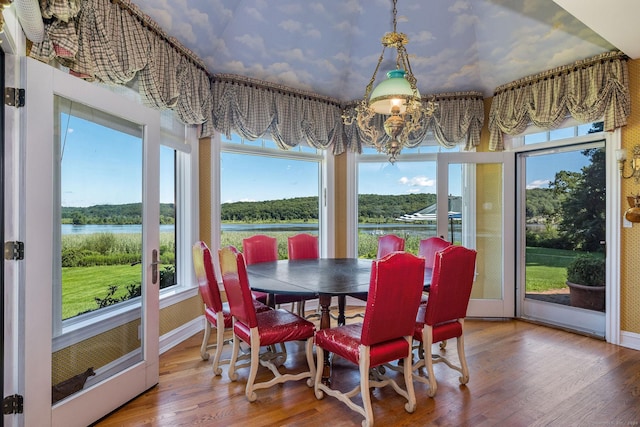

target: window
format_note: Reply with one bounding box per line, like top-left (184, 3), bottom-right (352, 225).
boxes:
top-left (356, 135), bottom-right (460, 258)
top-left (220, 134), bottom-right (324, 257)
top-left (53, 97), bottom-right (194, 342)
top-left (519, 121), bottom-right (604, 146)
top-left (158, 110), bottom-right (196, 297)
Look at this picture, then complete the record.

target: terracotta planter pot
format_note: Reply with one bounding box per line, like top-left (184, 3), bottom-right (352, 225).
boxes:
top-left (566, 281), bottom-right (605, 312)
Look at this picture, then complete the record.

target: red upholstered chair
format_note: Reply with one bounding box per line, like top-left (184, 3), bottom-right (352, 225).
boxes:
top-left (241, 234), bottom-right (273, 304)
top-left (287, 233), bottom-right (321, 318)
top-left (287, 233), bottom-right (319, 260)
top-left (191, 241), bottom-right (270, 375)
top-left (243, 234), bottom-right (309, 314)
top-left (314, 252), bottom-right (426, 426)
top-left (218, 246), bottom-right (316, 402)
top-left (417, 236), bottom-right (452, 303)
top-left (348, 234), bottom-right (407, 308)
top-left (412, 245), bottom-right (477, 397)
top-left (242, 234), bottom-right (279, 265)
top-left (377, 234), bottom-right (405, 258)
top-left (418, 236), bottom-right (452, 270)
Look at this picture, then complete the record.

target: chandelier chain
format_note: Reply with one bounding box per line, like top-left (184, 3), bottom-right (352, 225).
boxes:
top-left (365, 46), bottom-right (388, 100)
top-left (392, 0), bottom-right (398, 33)
top-left (342, 0), bottom-right (437, 163)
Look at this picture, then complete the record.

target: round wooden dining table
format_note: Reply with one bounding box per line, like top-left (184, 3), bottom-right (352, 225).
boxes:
top-left (246, 258), bottom-right (372, 328)
top-left (246, 258), bottom-right (432, 383)
top-left (246, 258), bottom-right (372, 382)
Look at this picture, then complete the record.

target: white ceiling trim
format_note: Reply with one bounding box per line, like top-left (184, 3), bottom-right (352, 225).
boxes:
top-left (553, 0), bottom-right (640, 59)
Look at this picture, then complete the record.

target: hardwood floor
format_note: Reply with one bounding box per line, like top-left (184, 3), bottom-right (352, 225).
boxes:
top-left (94, 310), bottom-right (640, 426)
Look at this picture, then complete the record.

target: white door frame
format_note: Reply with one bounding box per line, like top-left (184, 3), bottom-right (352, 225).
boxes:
top-left (22, 58), bottom-right (160, 427)
top-left (437, 152), bottom-right (515, 318)
top-left (515, 131), bottom-right (620, 340)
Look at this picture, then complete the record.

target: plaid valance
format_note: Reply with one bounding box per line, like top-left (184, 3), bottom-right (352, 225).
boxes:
top-left (489, 50), bottom-right (630, 151)
top-left (26, 0), bottom-right (485, 154)
top-left (29, 0), bottom-right (212, 133)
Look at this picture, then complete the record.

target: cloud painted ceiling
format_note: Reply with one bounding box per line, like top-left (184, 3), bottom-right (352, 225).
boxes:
top-left (130, 0), bottom-right (615, 101)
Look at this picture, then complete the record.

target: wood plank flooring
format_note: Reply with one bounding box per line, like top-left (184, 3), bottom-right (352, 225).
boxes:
top-left (94, 310), bottom-right (640, 426)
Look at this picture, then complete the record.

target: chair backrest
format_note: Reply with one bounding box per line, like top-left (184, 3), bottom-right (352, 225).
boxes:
top-left (360, 252), bottom-right (425, 346)
top-left (376, 234), bottom-right (405, 259)
top-left (418, 236), bottom-right (452, 269)
top-left (192, 241), bottom-right (224, 313)
top-left (242, 234), bottom-right (278, 265)
top-left (424, 245), bottom-right (477, 327)
top-left (218, 246), bottom-right (259, 328)
top-left (287, 233), bottom-right (319, 260)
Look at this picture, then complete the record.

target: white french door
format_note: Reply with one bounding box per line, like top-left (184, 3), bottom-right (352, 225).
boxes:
top-left (436, 152), bottom-right (515, 318)
top-left (517, 141), bottom-right (607, 337)
top-left (22, 58), bottom-right (160, 426)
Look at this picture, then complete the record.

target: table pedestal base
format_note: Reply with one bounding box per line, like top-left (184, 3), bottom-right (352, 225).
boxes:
top-left (318, 294), bottom-right (332, 384)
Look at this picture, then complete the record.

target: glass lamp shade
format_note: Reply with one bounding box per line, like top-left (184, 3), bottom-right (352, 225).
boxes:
top-left (369, 69), bottom-right (420, 114)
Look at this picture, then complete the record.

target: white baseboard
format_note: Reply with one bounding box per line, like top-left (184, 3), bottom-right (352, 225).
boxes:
top-left (619, 330), bottom-right (640, 351)
top-left (157, 298), bottom-right (369, 356)
top-left (159, 317), bottom-right (204, 354)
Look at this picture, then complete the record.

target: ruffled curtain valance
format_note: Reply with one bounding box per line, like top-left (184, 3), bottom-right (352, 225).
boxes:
top-left (342, 92), bottom-right (484, 153)
top-left (489, 50), bottom-right (630, 151)
top-left (210, 74), bottom-right (344, 153)
top-left (26, 0), bottom-right (486, 154)
top-left (29, 0), bottom-right (213, 134)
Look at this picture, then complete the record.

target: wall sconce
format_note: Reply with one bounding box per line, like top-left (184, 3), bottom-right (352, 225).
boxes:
top-left (616, 145), bottom-right (640, 182)
top-left (625, 194), bottom-right (640, 222)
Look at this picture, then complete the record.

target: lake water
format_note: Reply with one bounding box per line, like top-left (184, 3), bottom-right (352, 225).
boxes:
top-left (62, 224), bottom-right (176, 235)
top-left (62, 223), bottom-right (462, 242)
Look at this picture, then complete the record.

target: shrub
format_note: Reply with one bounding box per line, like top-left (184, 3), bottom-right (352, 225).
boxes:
top-left (159, 265), bottom-right (175, 289)
top-left (61, 248), bottom-right (94, 267)
top-left (566, 255), bottom-right (605, 286)
top-left (83, 233), bottom-right (117, 255)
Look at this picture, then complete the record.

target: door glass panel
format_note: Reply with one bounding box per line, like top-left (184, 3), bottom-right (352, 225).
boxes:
top-left (160, 146), bottom-right (176, 290)
top-left (449, 162), bottom-right (504, 300)
top-left (524, 146), bottom-right (606, 312)
top-left (53, 96), bottom-right (144, 403)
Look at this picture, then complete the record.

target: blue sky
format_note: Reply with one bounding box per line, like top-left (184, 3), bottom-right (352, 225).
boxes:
top-left (221, 153), bottom-right (450, 203)
top-left (60, 115), bottom-right (175, 207)
top-left (525, 150), bottom-right (593, 190)
top-left (61, 115), bottom-right (596, 207)
top-left (221, 153), bottom-right (319, 203)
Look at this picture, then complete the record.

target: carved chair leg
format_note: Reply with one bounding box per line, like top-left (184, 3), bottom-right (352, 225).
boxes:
top-left (211, 323), bottom-right (225, 376)
top-left (200, 320), bottom-right (211, 360)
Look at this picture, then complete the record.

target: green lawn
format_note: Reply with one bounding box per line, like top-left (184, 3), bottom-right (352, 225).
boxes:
top-left (62, 264), bottom-right (142, 319)
top-left (525, 246), bottom-right (602, 293)
top-left (60, 240), bottom-right (596, 319)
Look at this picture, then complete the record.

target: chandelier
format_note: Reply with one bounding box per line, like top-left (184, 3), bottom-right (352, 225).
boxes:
top-left (343, 0), bottom-right (436, 163)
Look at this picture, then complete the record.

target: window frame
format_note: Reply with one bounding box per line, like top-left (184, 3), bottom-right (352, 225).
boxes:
top-left (51, 94), bottom-right (199, 352)
top-left (216, 133), bottom-right (332, 261)
top-left (353, 137), bottom-right (463, 258)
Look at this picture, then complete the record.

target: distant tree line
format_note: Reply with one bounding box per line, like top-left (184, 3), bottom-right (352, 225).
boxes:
top-left (63, 194), bottom-right (442, 225)
top-left (62, 203), bottom-right (176, 225)
top-left (526, 147), bottom-right (605, 253)
top-left (358, 194), bottom-right (436, 223)
top-left (220, 193), bottom-right (438, 223)
top-left (221, 197), bottom-right (318, 222)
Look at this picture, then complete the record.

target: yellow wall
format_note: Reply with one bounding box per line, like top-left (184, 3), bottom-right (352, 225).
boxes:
top-left (334, 152), bottom-right (349, 257)
top-left (620, 59), bottom-right (640, 333)
top-left (199, 137), bottom-right (212, 247)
